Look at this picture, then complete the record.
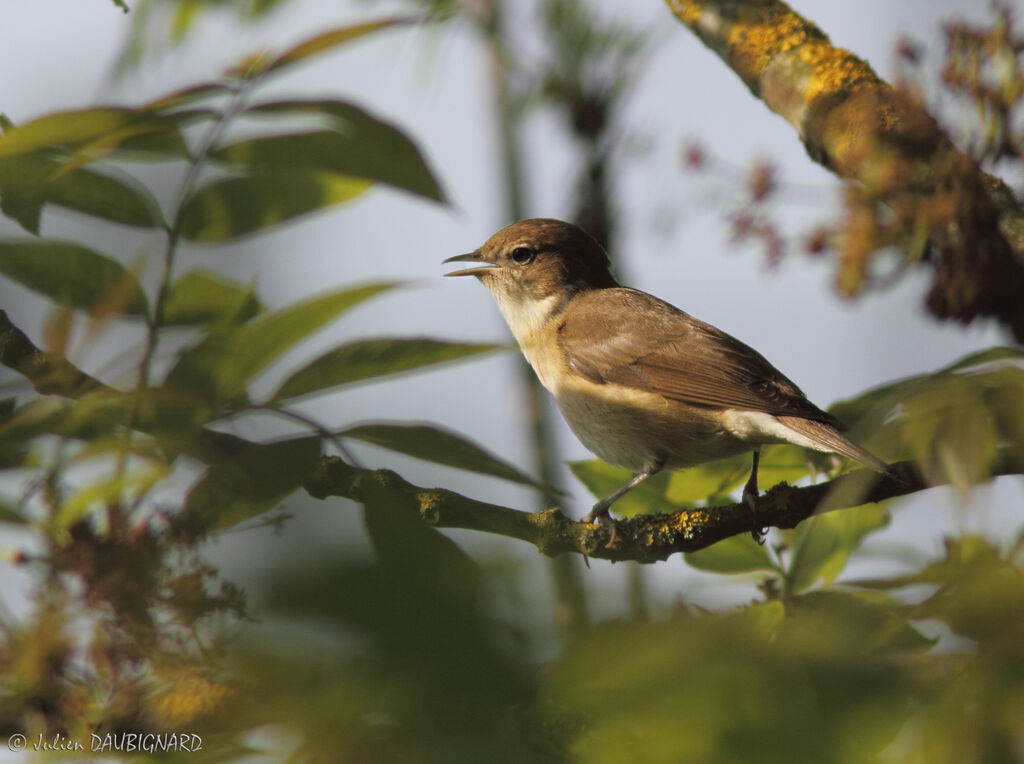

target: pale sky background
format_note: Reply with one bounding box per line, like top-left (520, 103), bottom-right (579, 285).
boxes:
top-left (0, 0), bottom-right (1020, 640)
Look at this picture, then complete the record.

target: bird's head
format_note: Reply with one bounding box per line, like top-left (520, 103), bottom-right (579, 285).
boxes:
top-left (444, 219), bottom-right (617, 309)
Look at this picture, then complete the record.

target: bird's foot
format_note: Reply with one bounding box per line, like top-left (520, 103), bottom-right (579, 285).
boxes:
top-left (582, 507), bottom-right (620, 548)
top-left (743, 485), bottom-right (767, 546)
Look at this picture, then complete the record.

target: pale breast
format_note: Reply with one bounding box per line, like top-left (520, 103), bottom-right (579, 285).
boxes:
top-left (552, 379), bottom-right (755, 473)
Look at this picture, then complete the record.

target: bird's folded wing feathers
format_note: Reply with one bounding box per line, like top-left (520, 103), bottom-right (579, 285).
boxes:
top-left (557, 288), bottom-right (840, 426)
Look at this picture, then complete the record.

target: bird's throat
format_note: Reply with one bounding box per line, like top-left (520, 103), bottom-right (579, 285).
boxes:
top-left (490, 289), bottom-right (572, 348)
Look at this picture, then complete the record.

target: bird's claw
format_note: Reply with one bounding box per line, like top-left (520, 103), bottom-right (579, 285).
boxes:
top-left (743, 488), bottom-right (767, 546)
top-left (582, 509), bottom-right (620, 548)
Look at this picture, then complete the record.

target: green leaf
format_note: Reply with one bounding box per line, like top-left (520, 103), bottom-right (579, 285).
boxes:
top-left (177, 172), bottom-right (371, 242)
top-left (754, 444), bottom-right (820, 489)
top-left (46, 167), bottom-right (162, 227)
top-left (0, 190), bottom-right (43, 234)
top-left (181, 98), bottom-right (446, 241)
top-left (785, 503), bottom-right (891, 594)
top-left (221, 100), bottom-right (446, 201)
top-left (685, 533), bottom-right (779, 574)
top-left (0, 389), bottom-right (233, 473)
top-left (0, 107), bottom-right (173, 159)
top-left (785, 590), bottom-right (934, 652)
top-left (987, 366), bottom-right (1024, 445)
top-left (71, 435), bottom-right (166, 466)
top-left (570, 445), bottom-right (813, 519)
top-left (103, 105), bottom-right (210, 161)
top-left (938, 346), bottom-right (1024, 373)
top-left (661, 453), bottom-right (750, 505)
top-left (0, 390), bottom-right (189, 447)
top-left (849, 536), bottom-right (1004, 592)
top-left (568, 445), bottom-right (813, 518)
top-left (0, 397), bottom-right (77, 446)
top-left (164, 282), bottom-right (394, 404)
top-left (0, 239), bottom-right (148, 316)
top-left (568, 459), bottom-right (675, 517)
top-left (886, 537), bottom-right (1024, 645)
top-left (0, 108), bottom-right (134, 157)
top-left (898, 376), bottom-right (999, 493)
top-left (163, 268), bottom-right (262, 326)
top-left (144, 82), bottom-right (230, 112)
top-left (104, 126), bottom-right (193, 161)
top-left (180, 435), bottom-right (321, 532)
top-left (264, 18), bottom-right (414, 75)
top-left (829, 347), bottom-right (1023, 475)
top-left (272, 338), bottom-right (501, 402)
top-left (340, 423), bottom-right (540, 487)
top-left (0, 155), bottom-right (164, 229)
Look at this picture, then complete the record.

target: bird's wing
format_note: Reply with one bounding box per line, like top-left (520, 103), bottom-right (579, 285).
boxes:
top-left (557, 288), bottom-right (839, 425)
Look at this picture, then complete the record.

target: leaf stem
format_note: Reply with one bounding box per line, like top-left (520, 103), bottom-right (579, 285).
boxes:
top-left (138, 79), bottom-right (253, 392)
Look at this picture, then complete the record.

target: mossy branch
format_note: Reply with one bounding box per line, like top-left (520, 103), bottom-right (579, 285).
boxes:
top-left (303, 452), bottom-right (1024, 563)
top-left (664, 0), bottom-right (1024, 341)
top-left (0, 310), bottom-right (108, 397)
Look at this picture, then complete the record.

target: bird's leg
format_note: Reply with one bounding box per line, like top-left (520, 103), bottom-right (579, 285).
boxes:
top-left (743, 448), bottom-right (767, 545)
top-left (584, 459), bottom-right (665, 523)
top-left (583, 458), bottom-right (665, 547)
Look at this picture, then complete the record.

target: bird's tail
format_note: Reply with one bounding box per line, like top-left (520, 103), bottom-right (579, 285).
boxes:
top-left (777, 416), bottom-right (890, 474)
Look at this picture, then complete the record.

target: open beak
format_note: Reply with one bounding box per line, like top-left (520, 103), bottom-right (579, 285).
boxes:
top-left (443, 250), bottom-right (498, 278)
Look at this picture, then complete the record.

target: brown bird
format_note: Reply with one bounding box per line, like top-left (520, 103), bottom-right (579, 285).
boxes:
top-left (444, 218), bottom-right (887, 535)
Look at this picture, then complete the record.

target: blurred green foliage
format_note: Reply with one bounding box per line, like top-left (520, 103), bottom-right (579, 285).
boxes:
top-left (114, 0), bottom-right (301, 72)
top-left (0, 4), bottom-right (1023, 763)
top-left (0, 16), bottom-right (511, 755)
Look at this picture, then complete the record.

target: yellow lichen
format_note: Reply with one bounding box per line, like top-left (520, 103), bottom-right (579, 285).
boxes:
top-left (417, 490), bottom-right (444, 524)
top-left (667, 508), bottom-right (708, 538)
top-left (665, 0), bottom-right (704, 27)
top-left (727, 3), bottom-right (816, 81)
top-left (800, 40), bottom-right (877, 104)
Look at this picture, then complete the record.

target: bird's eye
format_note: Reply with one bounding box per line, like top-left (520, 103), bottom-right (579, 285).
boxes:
top-left (510, 246), bottom-right (534, 264)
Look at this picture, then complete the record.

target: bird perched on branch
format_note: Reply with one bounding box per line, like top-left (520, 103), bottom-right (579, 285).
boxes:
top-left (444, 218), bottom-right (887, 540)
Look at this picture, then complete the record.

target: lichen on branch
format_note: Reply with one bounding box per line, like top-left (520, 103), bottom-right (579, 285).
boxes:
top-left (303, 452), bottom-right (1024, 564)
top-left (664, 0), bottom-right (1024, 341)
